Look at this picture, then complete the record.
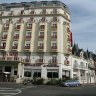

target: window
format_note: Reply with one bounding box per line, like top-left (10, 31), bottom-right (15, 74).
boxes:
top-left (31, 4), bottom-right (34, 7)
top-left (53, 9), bottom-right (57, 14)
top-left (27, 18), bottom-right (33, 23)
top-left (1, 42), bottom-right (6, 47)
top-left (21, 10), bottom-right (24, 15)
top-left (0, 11), bottom-right (3, 16)
top-left (53, 3), bottom-right (57, 6)
top-left (39, 43), bottom-right (44, 47)
top-left (15, 23), bottom-right (21, 29)
top-left (25, 43), bottom-right (30, 48)
top-left (41, 17), bottom-right (45, 22)
top-left (5, 66), bottom-right (11, 72)
top-left (47, 72), bottom-right (58, 78)
top-left (52, 24), bottom-right (57, 28)
top-left (52, 32), bottom-right (57, 37)
top-left (38, 43), bottom-right (44, 49)
top-left (17, 18), bottom-right (23, 23)
top-left (33, 72), bottom-right (41, 78)
top-left (14, 33), bottom-right (19, 39)
top-left (14, 70), bottom-right (17, 75)
top-left (30, 10), bottom-right (34, 14)
top-left (27, 23), bottom-right (32, 29)
top-left (80, 62), bottom-right (85, 69)
top-left (3, 23), bottom-right (9, 30)
top-left (52, 43), bottom-right (57, 47)
top-left (53, 17), bottom-right (57, 22)
top-left (26, 32), bottom-right (31, 36)
top-left (39, 32), bottom-right (44, 37)
top-left (24, 71), bottom-right (31, 77)
top-left (40, 25), bottom-right (45, 29)
top-left (42, 9), bottom-right (46, 14)
top-left (13, 41), bottom-right (18, 46)
top-left (42, 3), bottom-right (47, 6)
top-left (2, 33), bottom-right (7, 39)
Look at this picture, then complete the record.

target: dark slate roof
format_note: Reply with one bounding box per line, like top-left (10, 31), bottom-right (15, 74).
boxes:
top-left (0, 1), bottom-right (70, 14)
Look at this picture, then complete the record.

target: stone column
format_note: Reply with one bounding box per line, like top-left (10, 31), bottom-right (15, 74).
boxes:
top-left (16, 63), bottom-right (23, 83)
top-left (41, 66), bottom-right (47, 79)
top-left (70, 69), bottom-right (73, 79)
top-left (59, 64), bottom-right (62, 79)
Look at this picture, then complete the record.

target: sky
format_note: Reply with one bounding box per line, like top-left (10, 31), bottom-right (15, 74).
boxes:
top-left (0, 0), bottom-right (96, 52)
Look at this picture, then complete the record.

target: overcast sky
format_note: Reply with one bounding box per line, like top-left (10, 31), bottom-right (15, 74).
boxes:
top-left (0, 0), bottom-right (96, 52)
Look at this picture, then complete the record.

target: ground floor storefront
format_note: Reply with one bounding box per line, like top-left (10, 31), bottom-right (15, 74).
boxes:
top-left (0, 62), bottom-right (19, 82)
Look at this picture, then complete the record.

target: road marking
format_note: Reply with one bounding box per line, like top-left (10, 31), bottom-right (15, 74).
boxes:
top-left (20, 85), bottom-right (36, 90)
top-left (0, 87), bottom-right (21, 96)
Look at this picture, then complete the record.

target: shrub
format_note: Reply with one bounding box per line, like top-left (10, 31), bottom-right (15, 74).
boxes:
top-left (33, 78), bottom-right (44, 85)
top-left (46, 78), bottom-right (59, 85)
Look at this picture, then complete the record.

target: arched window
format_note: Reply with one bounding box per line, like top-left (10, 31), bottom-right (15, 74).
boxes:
top-left (80, 62), bottom-right (84, 69)
top-left (73, 60), bottom-right (78, 69)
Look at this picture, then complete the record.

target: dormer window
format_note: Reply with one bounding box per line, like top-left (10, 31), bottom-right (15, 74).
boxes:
top-left (53, 3), bottom-right (57, 6)
top-left (42, 3), bottom-right (47, 6)
top-left (31, 4), bottom-right (34, 7)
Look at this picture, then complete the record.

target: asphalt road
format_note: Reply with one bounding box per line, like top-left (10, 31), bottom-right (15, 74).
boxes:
top-left (0, 82), bottom-right (96, 96)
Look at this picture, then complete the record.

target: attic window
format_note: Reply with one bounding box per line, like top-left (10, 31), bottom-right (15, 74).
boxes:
top-left (53, 3), bottom-right (57, 6)
top-left (31, 4), bottom-right (34, 7)
top-left (42, 3), bottom-right (47, 6)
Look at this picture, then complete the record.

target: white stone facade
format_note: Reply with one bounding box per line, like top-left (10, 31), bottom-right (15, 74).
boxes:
top-left (0, 1), bottom-right (95, 83)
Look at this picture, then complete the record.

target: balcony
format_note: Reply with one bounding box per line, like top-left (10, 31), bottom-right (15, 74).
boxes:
top-left (39, 35), bottom-right (44, 39)
top-left (29, 11), bottom-right (35, 15)
top-left (51, 26), bottom-right (57, 31)
top-left (15, 26), bottom-right (21, 31)
top-left (35, 59), bottom-right (44, 66)
top-left (40, 11), bottom-right (47, 14)
top-left (47, 59), bottom-right (58, 67)
top-left (88, 64), bottom-right (95, 70)
top-left (25, 36), bottom-right (31, 40)
top-left (26, 26), bottom-right (32, 30)
top-left (51, 35), bottom-right (57, 39)
top-left (39, 25), bottom-right (45, 31)
top-left (2, 35), bottom-right (7, 40)
top-left (38, 46), bottom-right (44, 50)
top-left (73, 64), bottom-right (79, 69)
top-left (24, 46), bottom-right (30, 50)
top-left (51, 46), bottom-right (57, 50)
top-left (0, 46), bottom-right (5, 50)
top-left (0, 56), bottom-right (20, 62)
top-left (23, 58), bottom-right (31, 65)
top-left (64, 14), bottom-right (69, 20)
top-left (8, 11), bottom-right (14, 16)
top-left (12, 46), bottom-right (18, 50)
top-left (51, 11), bottom-right (59, 14)
top-left (13, 35), bottom-right (19, 40)
top-left (3, 27), bottom-right (9, 31)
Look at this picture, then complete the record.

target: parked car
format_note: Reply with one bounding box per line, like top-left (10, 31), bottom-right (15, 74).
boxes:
top-left (61, 79), bottom-right (81, 87)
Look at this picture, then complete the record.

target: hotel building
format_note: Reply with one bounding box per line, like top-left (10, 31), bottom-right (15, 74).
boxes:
top-left (0, 1), bottom-right (95, 83)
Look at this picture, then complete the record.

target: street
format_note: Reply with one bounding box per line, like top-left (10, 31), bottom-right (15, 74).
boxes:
top-left (0, 82), bottom-right (96, 96)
